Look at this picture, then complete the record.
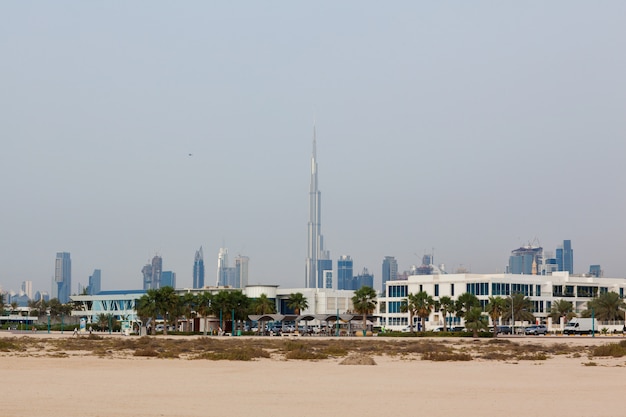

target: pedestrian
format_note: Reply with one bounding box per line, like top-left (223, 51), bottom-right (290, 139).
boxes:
top-left (89, 326), bottom-right (93, 335)
top-left (73, 327), bottom-right (78, 337)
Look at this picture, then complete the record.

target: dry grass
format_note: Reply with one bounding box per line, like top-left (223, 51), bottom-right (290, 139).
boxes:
top-left (0, 335), bottom-right (616, 364)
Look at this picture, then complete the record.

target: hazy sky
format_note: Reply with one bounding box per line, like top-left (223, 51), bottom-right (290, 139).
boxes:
top-left (1, 2), bottom-right (625, 295)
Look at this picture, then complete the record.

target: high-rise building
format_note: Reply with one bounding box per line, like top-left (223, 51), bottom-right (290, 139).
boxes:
top-left (337, 255), bottom-right (353, 291)
top-left (508, 245), bottom-right (543, 275)
top-left (305, 129), bottom-right (331, 288)
top-left (142, 255), bottom-right (163, 290)
top-left (21, 280), bottom-right (33, 299)
top-left (318, 259), bottom-right (333, 289)
top-left (193, 247), bottom-right (205, 289)
top-left (88, 269), bottom-right (101, 295)
top-left (561, 240), bottom-right (574, 274)
top-left (55, 252), bottom-right (71, 303)
top-left (382, 256), bottom-right (398, 293)
top-left (235, 255), bottom-right (249, 288)
top-left (217, 248), bottom-right (229, 286)
top-left (589, 265), bottom-right (602, 278)
top-left (161, 271), bottom-right (176, 288)
top-left (354, 267), bottom-right (374, 290)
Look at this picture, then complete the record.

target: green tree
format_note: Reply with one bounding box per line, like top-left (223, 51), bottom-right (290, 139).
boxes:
top-left (137, 289), bottom-right (160, 335)
top-left (464, 306), bottom-right (488, 338)
top-left (455, 292), bottom-right (480, 319)
top-left (195, 292), bottom-right (213, 336)
top-left (486, 296), bottom-right (507, 336)
top-left (352, 286), bottom-right (377, 336)
top-left (287, 292), bottom-right (308, 334)
top-left (502, 293), bottom-right (535, 326)
top-left (403, 291), bottom-right (434, 332)
top-left (157, 286), bottom-right (179, 335)
top-left (549, 299), bottom-right (576, 324)
top-left (179, 292), bottom-right (197, 333)
top-left (252, 293), bottom-right (276, 336)
top-left (585, 291), bottom-right (626, 321)
top-left (438, 296), bottom-right (455, 332)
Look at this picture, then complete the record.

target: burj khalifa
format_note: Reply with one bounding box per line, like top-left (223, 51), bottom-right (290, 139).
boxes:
top-left (305, 128), bottom-right (331, 288)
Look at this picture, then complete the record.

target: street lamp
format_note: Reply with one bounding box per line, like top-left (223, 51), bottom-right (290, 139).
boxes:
top-left (47, 309), bottom-right (51, 334)
top-left (232, 307), bottom-right (235, 337)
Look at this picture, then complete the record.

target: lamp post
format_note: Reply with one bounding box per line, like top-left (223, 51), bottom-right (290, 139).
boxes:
top-left (47, 309), bottom-right (51, 334)
top-left (108, 314), bottom-right (112, 335)
top-left (335, 308), bottom-right (339, 337)
top-left (61, 314), bottom-right (64, 334)
top-left (219, 309), bottom-right (223, 334)
top-left (232, 307), bottom-right (235, 337)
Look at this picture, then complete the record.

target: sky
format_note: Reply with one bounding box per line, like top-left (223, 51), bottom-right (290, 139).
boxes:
top-left (1, 2), bottom-right (625, 295)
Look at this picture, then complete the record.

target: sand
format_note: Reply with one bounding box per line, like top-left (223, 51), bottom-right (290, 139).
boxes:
top-left (1, 333), bottom-right (624, 417)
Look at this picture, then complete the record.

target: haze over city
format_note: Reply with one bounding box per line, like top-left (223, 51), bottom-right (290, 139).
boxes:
top-left (1, 2), bottom-right (625, 294)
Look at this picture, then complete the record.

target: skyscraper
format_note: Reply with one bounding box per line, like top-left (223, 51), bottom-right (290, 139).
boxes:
top-left (161, 271), bottom-right (176, 288)
top-left (305, 129), bottom-right (331, 288)
top-left (21, 280), bottom-right (33, 299)
top-left (235, 255), bottom-right (249, 288)
top-left (55, 252), bottom-right (71, 303)
top-left (142, 255), bottom-right (162, 290)
top-left (193, 247), bottom-right (205, 289)
top-left (382, 256), bottom-right (398, 293)
top-left (217, 248), bottom-right (229, 286)
top-left (88, 269), bottom-right (101, 295)
top-left (508, 245), bottom-right (543, 275)
top-left (337, 255), bottom-right (353, 291)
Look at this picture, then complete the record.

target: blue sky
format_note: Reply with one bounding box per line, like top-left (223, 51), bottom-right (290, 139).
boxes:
top-left (1, 2), bottom-right (625, 294)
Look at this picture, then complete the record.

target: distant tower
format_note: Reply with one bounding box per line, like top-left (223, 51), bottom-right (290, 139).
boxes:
top-left (161, 271), bottom-right (176, 288)
top-left (337, 255), bottom-right (353, 291)
top-left (21, 280), bottom-right (33, 299)
top-left (193, 247), bottom-right (205, 288)
top-left (235, 255), bottom-right (249, 288)
top-left (88, 269), bottom-right (101, 295)
top-left (142, 255), bottom-right (162, 290)
top-left (305, 128), bottom-right (330, 288)
top-left (55, 252), bottom-right (71, 303)
top-left (217, 248), bottom-right (229, 286)
top-left (382, 256), bottom-right (398, 293)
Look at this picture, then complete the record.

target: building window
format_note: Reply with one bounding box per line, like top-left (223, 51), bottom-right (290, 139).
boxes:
top-left (536, 285), bottom-right (541, 297)
top-left (434, 284), bottom-right (439, 297)
top-left (389, 285), bottom-right (407, 298)
top-left (419, 284), bottom-right (423, 293)
top-left (451, 283), bottom-right (455, 297)
top-left (621, 288), bottom-right (624, 299)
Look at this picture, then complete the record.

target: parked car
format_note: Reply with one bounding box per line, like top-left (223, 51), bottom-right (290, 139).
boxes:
top-left (495, 325), bottom-right (512, 335)
top-left (524, 325), bottom-right (548, 335)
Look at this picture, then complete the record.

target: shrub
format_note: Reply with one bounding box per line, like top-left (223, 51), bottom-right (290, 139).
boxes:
top-left (422, 351), bottom-right (472, 361)
top-left (592, 343), bottom-right (626, 358)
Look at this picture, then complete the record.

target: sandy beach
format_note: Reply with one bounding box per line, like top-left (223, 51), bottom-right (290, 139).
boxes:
top-left (1, 332), bottom-right (624, 417)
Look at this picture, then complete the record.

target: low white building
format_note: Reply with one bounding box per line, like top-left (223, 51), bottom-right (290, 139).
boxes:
top-left (378, 272), bottom-right (626, 331)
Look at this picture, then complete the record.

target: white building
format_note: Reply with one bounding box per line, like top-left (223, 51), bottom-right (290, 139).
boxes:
top-left (379, 272), bottom-right (626, 331)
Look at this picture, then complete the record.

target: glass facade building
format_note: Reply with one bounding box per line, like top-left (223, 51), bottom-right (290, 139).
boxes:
top-left (55, 252), bottom-right (71, 303)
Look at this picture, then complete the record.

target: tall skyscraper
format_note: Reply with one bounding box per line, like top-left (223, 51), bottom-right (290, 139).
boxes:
top-left (88, 269), bottom-right (101, 295)
top-left (193, 247), bottom-right (205, 288)
top-left (508, 245), bottom-right (543, 275)
top-left (161, 271), bottom-right (176, 288)
top-left (337, 255), bottom-right (353, 291)
top-left (217, 248), bottom-right (229, 286)
top-left (305, 129), bottom-right (331, 288)
top-left (21, 280), bottom-right (33, 299)
top-left (382, 256), bottom-right (398, 293)
top-left (235, 255), bottom-right (249, 288)
top-left (354, 267), bottom-right (374, 290)
top-left (142, 255), bottom-right (163, 290)
top-left (562, 239), bottom-right (573, 274)
top-left (55, 252), bottom-right (71, 303)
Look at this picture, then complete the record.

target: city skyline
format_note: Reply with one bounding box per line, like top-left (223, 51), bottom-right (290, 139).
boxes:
top-left (1, 3), bottom-right (625, 293)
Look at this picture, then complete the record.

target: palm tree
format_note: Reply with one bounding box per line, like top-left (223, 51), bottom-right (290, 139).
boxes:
top-left (137, 289), bottom-right (160, 335)
top-left (464, 306), bottom-right (488, 338)
top-left (486, 296), bottom-right (507, 336)
top-left (287, 292), bottom-right (308, 333)
top-left (252, 293), bottom-right (276, 336)
top-left (502, 293), bottom-right (535, 326)
top-left (549, 299), bottom-right (576, 324)
top-left (404, 291), bottom-right (434, 332)
top-left (179, 293), bottom-right (197, 333)
top-left (97, 313), bottom-right (111, 331)
top-left (586, 291), bottom-right (626, 321)
top-left (157, 286), bottom-right (179, 335)
top-left (455, 292), bottom-right (480, 319)
top-left (438, 296), bottom-right (455, 332)
top-left (195, 292), bottom-right (213, 336)
top-left (352, 286), bottom-right (377, 336)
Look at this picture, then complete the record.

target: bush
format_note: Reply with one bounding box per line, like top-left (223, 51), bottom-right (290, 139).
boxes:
top-left (592, 343), bottom-right (626, 358)
top-left (422, 351), bottom-right (472, 361)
